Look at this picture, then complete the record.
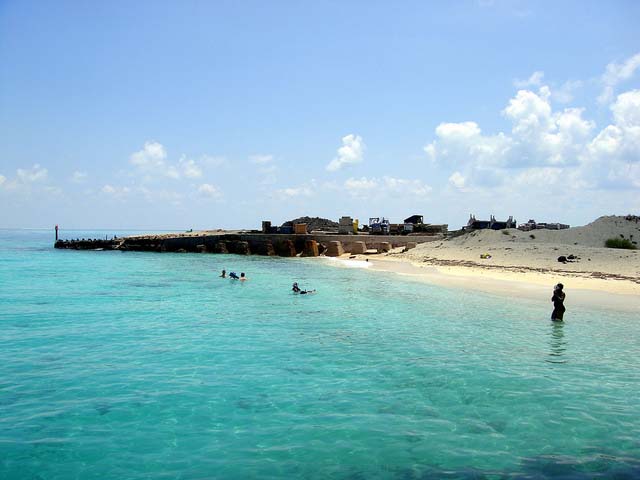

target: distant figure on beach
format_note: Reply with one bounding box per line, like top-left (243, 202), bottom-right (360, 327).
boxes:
top-left (220, 269), bottom-right (226, 278)
top-left (240, 273), bottom-right (247, 281)
top-left (229, 272), bottom-right (239, 280)
top-left (292, 282), bottom-right (315, 294)
top-left (551, 283), bottom-right (566, 321)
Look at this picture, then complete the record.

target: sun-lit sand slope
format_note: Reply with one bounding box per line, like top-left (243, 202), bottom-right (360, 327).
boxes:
top-left (399, 215), bottom-right (640, 281)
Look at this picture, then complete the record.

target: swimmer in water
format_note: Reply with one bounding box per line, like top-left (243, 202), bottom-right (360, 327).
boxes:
top-left (220, 269), bottom-right (226, 278)
top-left (292, 282), bottom-right (315, 294)
top-left (229, 272), bottom-right (239, 280)
top-left (240, 272), bottom-right (247, 281)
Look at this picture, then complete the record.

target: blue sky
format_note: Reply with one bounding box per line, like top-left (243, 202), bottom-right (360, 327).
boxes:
top-left (1, 0), bottom-right (639, 230)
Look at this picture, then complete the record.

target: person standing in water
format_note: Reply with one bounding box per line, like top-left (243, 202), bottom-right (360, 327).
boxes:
top-left (551, 283), bottom-right (566, 321)
top-left (220, 269), bottom-right (226, 278)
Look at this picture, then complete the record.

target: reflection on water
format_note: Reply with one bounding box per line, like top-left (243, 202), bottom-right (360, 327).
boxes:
top-left (547, 322), bottom-right (567, 364)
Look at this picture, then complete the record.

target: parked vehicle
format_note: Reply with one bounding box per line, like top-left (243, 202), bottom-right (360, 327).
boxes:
top-left (369, 217), bottom-right (390, 235)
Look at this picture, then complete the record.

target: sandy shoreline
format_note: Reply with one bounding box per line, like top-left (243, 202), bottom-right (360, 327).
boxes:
top-left (319, 216), bottom-right (640, 313)
top-left (323, 254), bottom-right (640, 313)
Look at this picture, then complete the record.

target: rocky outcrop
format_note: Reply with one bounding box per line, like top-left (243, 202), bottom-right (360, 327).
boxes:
top-left (281, 216), bottom-right (339, 232)
top-left (55, 239), bottom-right (117, 250)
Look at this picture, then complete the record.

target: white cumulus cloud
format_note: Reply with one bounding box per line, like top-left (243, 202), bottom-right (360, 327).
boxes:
top-left (0, 164), bottom-right (58, 195)
top-left (513, 70), bottom-right (544, 88)
top-left (197, 183), bottom-right (222, 198)
top-left (436, 121), bottom-right (482, 139)
top-left (425, 120), bottom-right (511, 170)
top-left (130, 141), bottom-right (176, 179)
top-left (17, 164), bottom-right (48, 183)
top-left (130, 141), bottom-right (167, 168)
top-left (425, 85), bottom-right (596, 187)
top-left (503, 87), bottom-right (554, 139)
top-left (448, 171), bottom-right (466, 189)
top-left (326, 134), bottom-right (365, 171)
top-left (586, 89), bottom-right (640, 188)
top-left (611, 89), bottom-right (640, 128)
top-left (552, 80), bottom-right (583, 104)
top-left (598, 52), bottom-right (640, 105)
top-left (129, 142), bottom-right (212, 181)
top-left (178, 156), bottom-right (203, 179)
top-left (425, 79), bottom-right (640, 194)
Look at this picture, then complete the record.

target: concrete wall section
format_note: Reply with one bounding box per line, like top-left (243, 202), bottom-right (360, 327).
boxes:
top-left (55, 232), bottom-right (442, 256)
top-left (235, 233), bottom-right (442, 253)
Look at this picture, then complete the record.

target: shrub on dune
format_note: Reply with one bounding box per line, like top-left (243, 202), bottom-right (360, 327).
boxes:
top-left (605, 238), bottom-right (637, 249)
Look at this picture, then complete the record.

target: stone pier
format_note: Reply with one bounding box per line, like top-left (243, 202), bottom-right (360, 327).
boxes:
top-left (55, 231), bottom-right (443, 257)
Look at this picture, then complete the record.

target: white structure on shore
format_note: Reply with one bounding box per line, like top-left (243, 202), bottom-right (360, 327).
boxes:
top-left (517, 219), bottom-right (570, 231)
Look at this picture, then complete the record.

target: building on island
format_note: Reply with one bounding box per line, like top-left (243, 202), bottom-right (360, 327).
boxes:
top-left (517, 219), bottom-right (570, 231)
top-left (466, 214), bottom-right (517, 231)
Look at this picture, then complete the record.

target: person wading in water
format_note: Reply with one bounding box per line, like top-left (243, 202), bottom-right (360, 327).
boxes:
top-left (551, 283), bottom-right (566, 321)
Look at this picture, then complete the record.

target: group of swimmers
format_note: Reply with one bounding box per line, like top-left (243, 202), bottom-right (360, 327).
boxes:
top-left (219, 269), bottom-right (315, 294)
top-left (220, 270), bottom-right (563, 316)
top-left (219, 269), bottom-right (247, 281)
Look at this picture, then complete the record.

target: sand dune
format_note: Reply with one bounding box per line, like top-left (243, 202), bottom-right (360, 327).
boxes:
top-left (338, 216), bottom-right (640, 308)
top-left (452, 215), bottom-right (640, 248)
top-left (395, 215), bottom-right (640, 283)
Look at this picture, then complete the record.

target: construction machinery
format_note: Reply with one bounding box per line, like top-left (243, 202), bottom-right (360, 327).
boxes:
top-left (369, 217), bottom-right (390, 235)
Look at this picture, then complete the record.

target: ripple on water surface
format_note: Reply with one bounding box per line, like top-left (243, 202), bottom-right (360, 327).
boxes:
top-left (1, 230), bottom-right (639, 479)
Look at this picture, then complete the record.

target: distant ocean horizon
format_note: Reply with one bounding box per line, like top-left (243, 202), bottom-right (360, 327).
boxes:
top-left (0, 227), bottom-right (193, 234)
top-left (1, 229), bottom-right (639, 479)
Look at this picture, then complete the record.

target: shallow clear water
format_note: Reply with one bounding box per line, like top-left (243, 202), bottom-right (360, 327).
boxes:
top-left (1, 230), bottom-right (639, 479)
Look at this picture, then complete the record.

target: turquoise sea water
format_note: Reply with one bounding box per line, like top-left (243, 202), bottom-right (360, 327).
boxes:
top-left (1, 230), bottom-right (639, 479)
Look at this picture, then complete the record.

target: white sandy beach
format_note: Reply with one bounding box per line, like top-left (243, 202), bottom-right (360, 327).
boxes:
top-left (328, 216), bottom-right (640, 313)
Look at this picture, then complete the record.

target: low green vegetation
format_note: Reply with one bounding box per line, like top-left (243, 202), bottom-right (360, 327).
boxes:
top-left (605, 238), bottom-right (637, 249)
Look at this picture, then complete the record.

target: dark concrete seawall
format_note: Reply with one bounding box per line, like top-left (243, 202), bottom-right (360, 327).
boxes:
top-left (55, 232), bottom-right (442, 256)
